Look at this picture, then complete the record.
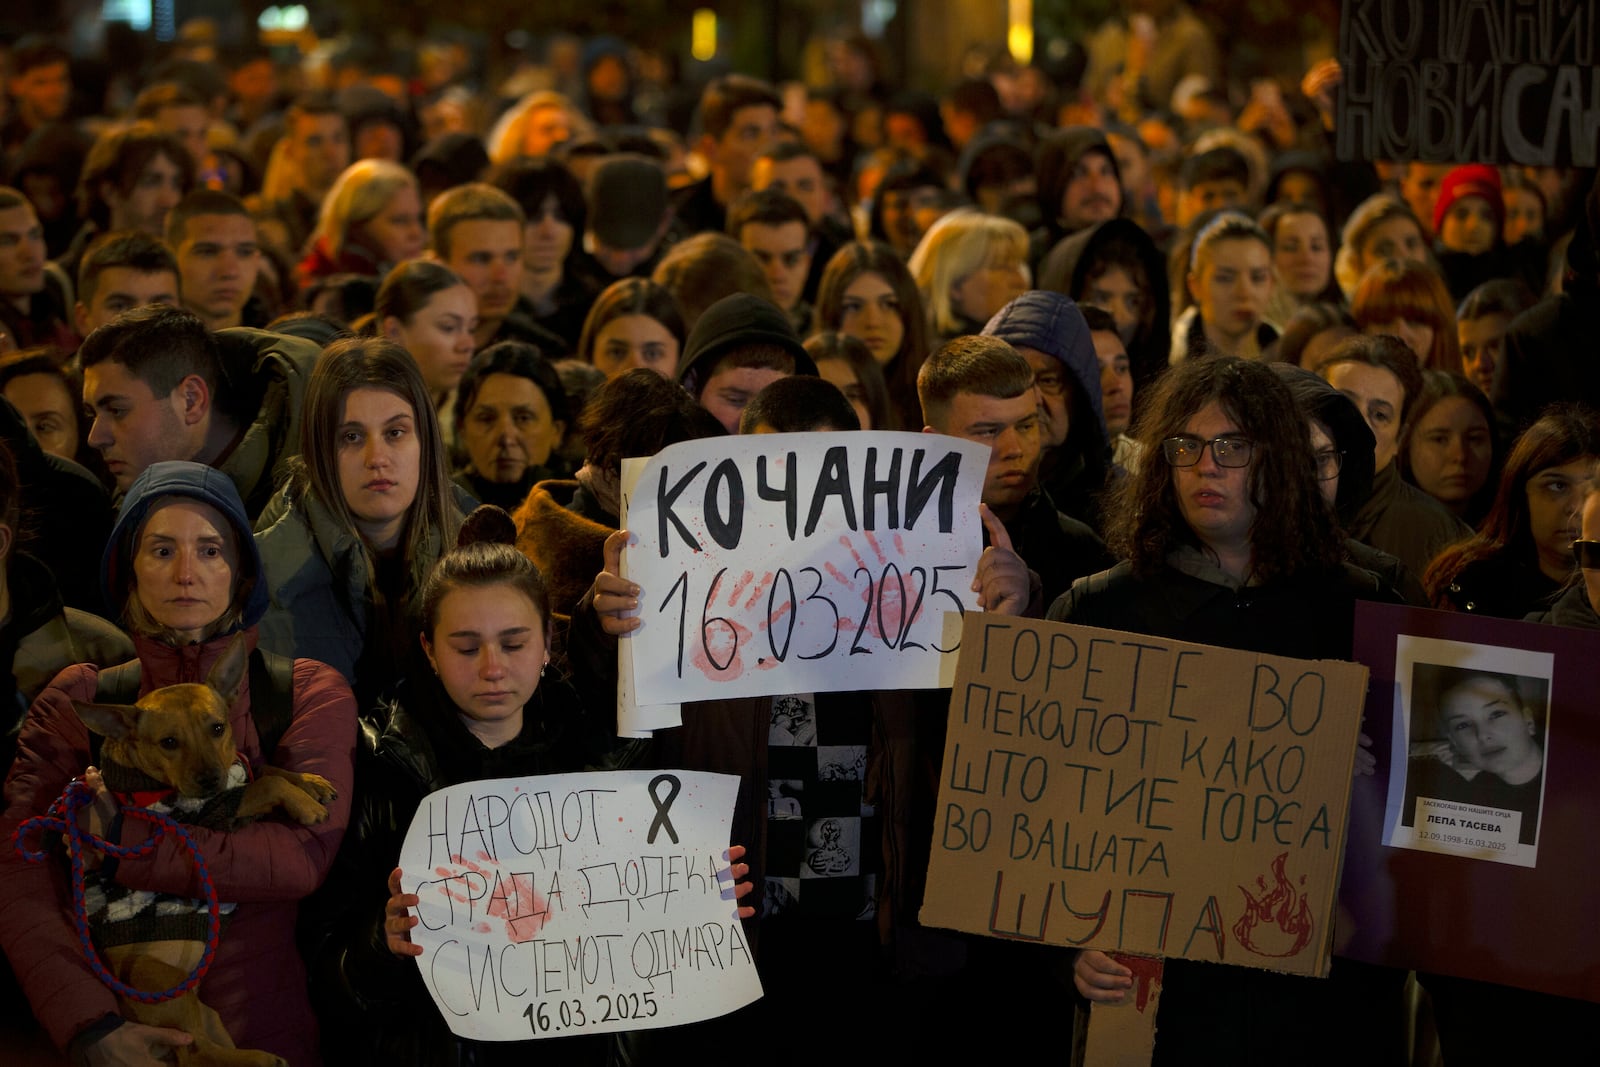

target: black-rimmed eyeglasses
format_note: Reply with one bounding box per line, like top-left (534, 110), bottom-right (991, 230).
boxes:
top-left (1161, 435), bottom-right (1254, 468)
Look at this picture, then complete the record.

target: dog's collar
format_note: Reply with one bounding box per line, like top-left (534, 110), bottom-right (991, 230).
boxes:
top-left (98, 755), bottom-right (252, 810)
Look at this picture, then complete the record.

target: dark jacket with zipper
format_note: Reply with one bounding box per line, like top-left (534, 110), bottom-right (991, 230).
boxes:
top-left (304, 673), bottom-right (611, 1066)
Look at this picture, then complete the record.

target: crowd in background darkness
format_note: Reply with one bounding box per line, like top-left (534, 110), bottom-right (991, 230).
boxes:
top-left (0, 3), bottom-right (1598, 1064)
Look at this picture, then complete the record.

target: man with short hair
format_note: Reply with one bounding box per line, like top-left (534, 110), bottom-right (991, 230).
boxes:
top-left (739, 374), bottom-right (860, 434)
top-left (1176, 146), bottom-right (1250, 228)
top-left (750, 141), bottom-right (851, 303)
top-left (63, 123), bottom-right (194, 288)
top-left (2, 38), bottom-right (72, 160)
top-left (224, 46), bottom-right (279, 131)
top-left (251, 93), bottom-right (350, 258)
top-left (132, 82), bottom-right (212, 183)
top-left (940, 79), bottom-right (1004, 153)
top-left (428, 182), bottom-right (565, 354)
top-left (919, 334), bottom-right (1109, 605)
top-left (1401, 161), bottom-right (1451, 239)
top-left (571, 155), bottom-right (675, 291)
top-left (727, 189), bottom-right (812, 333)
top-left (79, 303), bottom-right (318, 515)
top-left (0, 187), bottom-right (74, 350)
top-left (676, 292), bottom-right (817, 434)
top-left (167, 189), bottom-right (263, 331)
top-left (74, 231), bottom-right (180, 336)
top-left (1081, 304), bottom-right (1141, 474)
top-left (674, 75), bottom-right (782, 236)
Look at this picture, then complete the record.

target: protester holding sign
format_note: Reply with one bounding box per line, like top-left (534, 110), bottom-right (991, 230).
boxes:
top-left (1050, 356), bottom-right (1406, 1064)
top-left (304, 506), bottom-right (755, 1063)
top-left (577, 402), bottom-right (1039, 1061)
top-left (918, 334), bottom-right (1111, 607)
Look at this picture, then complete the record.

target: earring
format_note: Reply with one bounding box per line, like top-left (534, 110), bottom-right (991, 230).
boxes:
top-left (540, 663), bottom-right (547, 678)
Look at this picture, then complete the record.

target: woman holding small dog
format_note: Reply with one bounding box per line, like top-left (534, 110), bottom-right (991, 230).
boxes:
top-left (0, 460), bottom-right (357, 1065)
top-left (256, 336), bottom-right (472, 706)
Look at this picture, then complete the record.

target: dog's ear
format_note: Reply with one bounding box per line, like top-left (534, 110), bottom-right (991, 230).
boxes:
top-left (73, 701), bottom-right (137, 739)
top-left (206, 632), bottom-right (251, 707)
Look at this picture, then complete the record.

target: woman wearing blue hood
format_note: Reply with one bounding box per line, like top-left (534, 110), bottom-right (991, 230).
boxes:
top-left (0, 460), bottom-right (357, 1065)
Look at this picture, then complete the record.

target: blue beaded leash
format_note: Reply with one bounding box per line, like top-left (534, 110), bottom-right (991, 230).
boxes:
top-left (14, 778), bottom-right (222, 1003)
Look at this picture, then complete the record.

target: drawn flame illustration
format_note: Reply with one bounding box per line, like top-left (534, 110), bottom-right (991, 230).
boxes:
top-left (1232, 852), bottom-right (1314, 958)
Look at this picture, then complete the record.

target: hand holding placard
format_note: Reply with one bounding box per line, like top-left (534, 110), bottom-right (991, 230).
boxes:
top-left (624, 432), bottom-right (989, 704)
top-left (397, 770), bottom-right (760, 1041)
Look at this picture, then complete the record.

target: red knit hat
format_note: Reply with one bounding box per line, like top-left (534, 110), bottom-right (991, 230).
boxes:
top-left (1433, 164), bottom-right (1504, 236)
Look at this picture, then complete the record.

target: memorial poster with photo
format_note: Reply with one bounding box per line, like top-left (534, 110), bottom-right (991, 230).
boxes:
top-left (1382, 636), bottom-right (1552, 868)
top-left (1341, 602), bottom-right (1600, 1003)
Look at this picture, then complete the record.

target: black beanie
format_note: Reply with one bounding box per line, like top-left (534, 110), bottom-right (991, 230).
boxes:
top-left (677, 293), bottom-right (817, 397)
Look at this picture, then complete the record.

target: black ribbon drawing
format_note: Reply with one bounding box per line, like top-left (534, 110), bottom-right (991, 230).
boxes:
top-left (647, 774), bottom-right (681, 844)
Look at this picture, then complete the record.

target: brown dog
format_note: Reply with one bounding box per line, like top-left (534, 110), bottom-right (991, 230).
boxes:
top-left (72, 634), bottom-right (333, 1067)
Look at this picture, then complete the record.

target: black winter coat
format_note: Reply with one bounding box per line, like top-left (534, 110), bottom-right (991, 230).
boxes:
top-left (302, 675), bottom-right (612, 1067)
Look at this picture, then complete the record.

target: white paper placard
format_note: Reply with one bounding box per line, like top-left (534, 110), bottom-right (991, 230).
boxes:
top-left (399, 770), bottom-right (759, 1040)
top-left (623, 431), bottom-right (987, 703)
top-left (619, 456), bottom-right (681, 736)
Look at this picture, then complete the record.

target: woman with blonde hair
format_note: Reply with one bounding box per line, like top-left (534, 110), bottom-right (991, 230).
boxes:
top-left (906, 208), bottom-right (1029, 344)
top-left (485, 91), bottom-right (592, 165)
top-left (296, 159), bottom-right (425, 291)
top-left (1334, 192), bottom-right (1431, 298)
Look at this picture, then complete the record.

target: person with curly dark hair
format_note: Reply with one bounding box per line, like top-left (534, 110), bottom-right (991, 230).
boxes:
top-left (1049, 355), bottom-right (1406, 1065)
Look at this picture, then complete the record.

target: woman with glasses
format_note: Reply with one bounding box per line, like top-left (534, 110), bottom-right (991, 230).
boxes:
top-left (1049, 355), bottom-right (1407, 1064)
top-left (1423, 408), bottom-right (1600, 618)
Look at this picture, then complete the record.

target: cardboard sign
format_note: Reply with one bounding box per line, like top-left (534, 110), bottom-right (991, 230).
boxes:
top-left (398, 770), bottom-right (761, 1040)
top-left (920, 614), bottom-right (1368, 978)
top-left (623, 432), bottom-right (987, 704)
top-left (1336, 0), bottom-right (1600, 166)
top-left (1340, 602), bottom-right (1600, 1002)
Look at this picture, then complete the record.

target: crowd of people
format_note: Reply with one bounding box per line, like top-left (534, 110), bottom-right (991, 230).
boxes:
top-left (0, 3), bottom-right (1598, 1064)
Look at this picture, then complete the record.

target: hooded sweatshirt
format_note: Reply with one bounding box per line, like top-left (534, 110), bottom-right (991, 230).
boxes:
top-left (1036, 217), bottom-right (1172, 396)
top-left (0, 460), bottom-right (356, 1064)
top-left (1030, 128), bottom-right (1123, 271)
top-left (982, 291), bottom-right (1112, 530)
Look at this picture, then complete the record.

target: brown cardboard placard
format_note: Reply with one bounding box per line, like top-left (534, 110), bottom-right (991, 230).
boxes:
top-left (921, 614), bottom-right (1368, 1061)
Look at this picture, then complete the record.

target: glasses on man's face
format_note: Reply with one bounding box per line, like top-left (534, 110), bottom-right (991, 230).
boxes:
top-left (1315, 447), bottom-right (1345, 482)
top-left (1573, 539), bottom-right (1600, 569)
top-left (1161, 434), bottom-right (1254, 468)
top-left (1033, 370), bottom-right (1068, 397)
